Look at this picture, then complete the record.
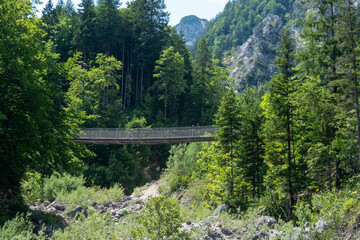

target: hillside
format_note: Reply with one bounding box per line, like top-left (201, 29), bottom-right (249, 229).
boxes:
top-left (200, 0), bottom-right (296, 90)
top-left (174, 15), bottom-right (208, 46)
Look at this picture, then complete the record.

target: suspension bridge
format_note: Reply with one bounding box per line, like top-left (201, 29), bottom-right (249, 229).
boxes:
top-left (76, 126), bottom-right (218, 144)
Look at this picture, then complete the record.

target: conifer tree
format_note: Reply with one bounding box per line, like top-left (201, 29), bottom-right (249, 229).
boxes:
top-left (336, 0), bottom-right (360, 165)
top-left (153, 46), bottom-right (186, 123)
top-left (237, 87), bottom-right (265, 199)
top-left (215, 86), bottom-right (241, 199)
top-left (75, 0), bottom-right (97, 62)
top-left (262, 29), bottom-right (296, 207)
top-left (192, 37), bottom-right (212, 123)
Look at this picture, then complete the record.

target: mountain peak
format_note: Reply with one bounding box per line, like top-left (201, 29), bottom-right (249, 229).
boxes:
top-left (174, 15), bottom-right (208, 46)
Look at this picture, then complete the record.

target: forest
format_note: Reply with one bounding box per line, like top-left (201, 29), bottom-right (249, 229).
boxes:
top-left (1, 0), bottom-right (360, 239)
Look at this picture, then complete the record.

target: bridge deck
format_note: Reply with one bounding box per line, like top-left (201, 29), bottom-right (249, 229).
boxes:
top-left (76, 126), bottom-right (217, 144)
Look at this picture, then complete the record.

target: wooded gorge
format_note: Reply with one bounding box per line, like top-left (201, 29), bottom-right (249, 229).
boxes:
top-left (2, 0), bottom-right (360, 239)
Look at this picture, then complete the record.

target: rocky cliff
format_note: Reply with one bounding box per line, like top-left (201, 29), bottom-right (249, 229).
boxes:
top-left (226, 14), bottom-right (284, 91)
top-left (174, 15), bottom-right (208, 46)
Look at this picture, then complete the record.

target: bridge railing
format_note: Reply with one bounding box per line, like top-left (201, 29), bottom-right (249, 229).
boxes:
top-left (78, 126), bottom-right (217, 141)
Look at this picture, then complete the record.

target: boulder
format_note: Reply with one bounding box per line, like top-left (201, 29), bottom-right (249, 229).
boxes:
top-left (314, 219), bottom-right (329, 233)
top-left (253, 216), bottom-right (277, 228)
top-left (67, 206), bottom-right (88, 219)
top-left (50, 201), bottom-right (66, 211)
top-left (213, 204), bottom-right (229, 216)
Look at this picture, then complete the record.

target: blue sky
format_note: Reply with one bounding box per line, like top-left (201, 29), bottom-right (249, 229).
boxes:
top-left (35, 0), bottom-right (229, 26)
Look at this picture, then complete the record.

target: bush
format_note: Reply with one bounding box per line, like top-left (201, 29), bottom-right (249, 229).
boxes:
top-left (43, 173), bottom-right (85, 202)
top-left (259, 189), bottom-right (291, 221)
top-left (162, 143), bottom-right (207, 193)
top-left (55, 184), bottom-right (125, 209)
top-left (50, 210), bottom-right (116, 240)
top-left (131, 196), bottom-right (191, 239)
top-left (0, 213), bottom-right (34, 240)
top-left (56, 186), bottom-right (108, 209)
top-left (21, 172), bottom-right (44, 203)
top-left (107, 183), bottom-right (125, 202)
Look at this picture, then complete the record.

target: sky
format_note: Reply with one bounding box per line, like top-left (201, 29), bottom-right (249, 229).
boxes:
top-left (35, 0), bottom-right (229, 26)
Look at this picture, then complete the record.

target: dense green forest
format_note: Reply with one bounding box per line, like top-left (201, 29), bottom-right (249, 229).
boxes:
top-left (0, 0), bottom-right (227, 212)
top-left (2, 0), bottom-right (360, 239)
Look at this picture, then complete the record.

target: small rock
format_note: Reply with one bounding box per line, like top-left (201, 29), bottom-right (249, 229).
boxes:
top-left (110, 210), bottom-right (117, 216)
top-left (121, 202), bottom-right (129, 208)
top-left (220, 227), bottom-right (233, 236)
top-left (43, 200), bottom-right (51, 207)
top-left (269, 230), bottom-right (283, 237)
top-left (315, 219), bottom-right (329, 233)
top-left (122, 196), bottom-right (132, 202)
top-left (67, 206), bottom-right (88, 219)
top-left (213, 204), bottom-right (229, 216)
top-left (215, 222), bottom-right (222, 228)
top-left (253, 216), bottom-right (277, 228)
top-left (186, 221), bottom-right (192, 225)
top-left (50, 201), bottom-right (66, 211)
top-left (252, 230), bottom-right (269, 240)
top-left (134, 199), bottom-right (142, 204)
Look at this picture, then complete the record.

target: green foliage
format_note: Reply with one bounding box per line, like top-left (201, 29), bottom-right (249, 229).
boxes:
top-left (259, 189), bottom-right (291, 221)
top-left (21, 172), bottom-right (44, 203)
top-left (0, 213), bottom-right (34, 240)
top-left (0, 0), bottom-right (85, 211)
top-left (107, 183), bottom-right (125, 203)
top-left (153, 46), bottom-right (186, 124)
top-left (191, 38), bottom-right (227, 124)
top-left (161, 143), bottom-right (208, 193)
top-left (131, 196), bottom-right (190, 240)
top-left (200, 0), bottom-right (294, 54)
top-left (50, 210), bottom-right (116, 240)
top-left (43, 173), bottom-right (85, 202)
top-left (261, 28), bottom-right (298, 207)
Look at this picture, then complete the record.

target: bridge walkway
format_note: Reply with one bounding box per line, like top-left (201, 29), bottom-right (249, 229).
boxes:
top-left (76, 126), bottom-right (217, 144)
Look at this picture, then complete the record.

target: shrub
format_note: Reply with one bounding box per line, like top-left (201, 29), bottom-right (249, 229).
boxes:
top-left (107, 183), bottom-right (125, 202)
top-left (0, 213), bottom-right (34, 240)
top-left (50, 210), bottom-right (116, 240)
top-left (259, 189), bottom-right (291, 221)
top-left (294, 201), bottom-right (312, 225)
top-left (131, 196), bottom-right (191, 239)
top-left (43, 173), bottom-right (85, 202)
top-left (21, 171), bottom-right (44, 203)
top-left (162, 143), bottom-right (207, 193)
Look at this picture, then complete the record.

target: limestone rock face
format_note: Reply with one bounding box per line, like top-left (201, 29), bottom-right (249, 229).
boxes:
top-left (227, 14), bottom-right (283, 91)
top-left (175, 15), bottom-right (208, 46)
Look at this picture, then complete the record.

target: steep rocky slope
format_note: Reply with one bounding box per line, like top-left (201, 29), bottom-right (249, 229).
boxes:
top-left (174, 15), bottom-right (208, 46)
top-left (226, 14), bottom-right (283, 91)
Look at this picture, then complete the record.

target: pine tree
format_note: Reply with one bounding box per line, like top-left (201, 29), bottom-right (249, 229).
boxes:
top-left (75, 0), bottom-right (97, 62)
top-left (215, 86), bottom-right (241, 199)
top-left (192, 37), bottom-right (212, 123)
top-left (262, 28), bottom-right (297, 208)
top-left (153, 46), bottom-right (186, 123)
top-left (96, 0), bottom-right (121, 57)
top-left (238, 87), bottom-right (265, 199)
top-left (336, 0), bottom-right (360, 167)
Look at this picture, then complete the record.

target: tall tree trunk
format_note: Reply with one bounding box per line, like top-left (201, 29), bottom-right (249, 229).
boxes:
top-left (287, 111), bottom-right (293, 208)
top-left (230, 122), bottom-right (234, 198)
top-left (140, 66), bottom-right (143, 105)
top-left (121, 41), bottom-right (125, 105)
top-left (347, 0), bottom-right (360, 162)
